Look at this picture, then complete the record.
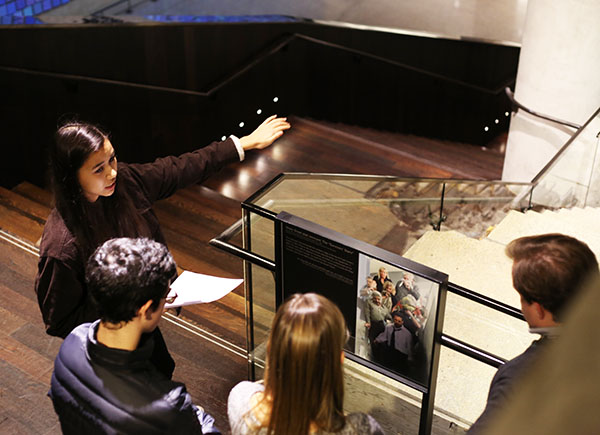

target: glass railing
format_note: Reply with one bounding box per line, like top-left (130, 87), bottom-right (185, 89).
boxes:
top-left (241, 174), bottom-right (531, 258)
top-left (207, 104), bottom-right (600, 433)
top-left (211, 100), bottom-right (600, 429)
top-left (211, 173), bottom-right (533, 433)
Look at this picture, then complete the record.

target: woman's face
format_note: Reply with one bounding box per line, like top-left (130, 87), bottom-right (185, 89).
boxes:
top-left (77, 138), bottom-right (117, 202)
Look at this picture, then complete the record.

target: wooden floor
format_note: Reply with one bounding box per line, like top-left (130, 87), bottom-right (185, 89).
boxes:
top-left (0, 116), bottom-right (504, 434)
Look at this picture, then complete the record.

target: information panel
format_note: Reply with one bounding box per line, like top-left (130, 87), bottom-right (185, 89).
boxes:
top-left (276, 212), bottom-right (448, 391)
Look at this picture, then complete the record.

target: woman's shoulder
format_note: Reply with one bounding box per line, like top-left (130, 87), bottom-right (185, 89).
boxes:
top-left (228, 381), bottom-right (264, 406)
top-left (342, 412), bottom-right (385, 435)
top-left (228, 381), bottom-right (265, 435)
top-left (115, 162), bottom-right (138, 189)
top-left (39, 209), bottom-right (78, 260)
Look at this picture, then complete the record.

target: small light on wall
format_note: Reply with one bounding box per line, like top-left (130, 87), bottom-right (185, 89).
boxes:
top-left (494, 119), bottom-right (499, 124)
top-left (239, 122), bottom-right (245, 128)
top-left (221, 136), bottom-right (226, 141)
top-left (273, 97), bottom-right (279, 103)
top-left (505, 111), bottom-right (510, 117)
top-left (484, 126), bottom-right (489, 132)
top-left (257, 109), bottom-right (262, 115)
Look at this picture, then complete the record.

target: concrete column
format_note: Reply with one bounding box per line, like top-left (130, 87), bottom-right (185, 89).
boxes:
top-left (502, 0), bottom-right (600, 184)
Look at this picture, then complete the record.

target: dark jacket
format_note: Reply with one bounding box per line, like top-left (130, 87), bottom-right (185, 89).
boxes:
top-left (50, 322), bottom-right (219, 435)
top-left (373, 275), bottom-right (392, 294)
top-left (467, 336), bottom-right (551, 434)
top-left (35, 138), bottom-right (239, 339)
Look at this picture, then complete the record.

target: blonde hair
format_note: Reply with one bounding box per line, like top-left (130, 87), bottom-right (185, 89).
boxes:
top-left (256, 293), bottom-right (347, 435)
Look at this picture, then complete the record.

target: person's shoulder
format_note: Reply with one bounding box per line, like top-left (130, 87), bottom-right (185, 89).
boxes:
top-left (228, 381), bottom-right (264, 434)
top-left (345, 412), bottom-right (385, 434)
top-left (488, 339), bottom-right (546, 400)
top-left (39, 208), bottom-right (77, 258)
top-left (229, 381), bottom-right (264, 404)
top-left (56, 323), bottom-right (92, 365)
top-left (63, 322), bottom-right (91, 344)
top-left (116, 161), bottom-right (135, 176)
top-left (115, 162), bottom-right (138, 188)
top-left (116, 160), bottom-right (165, 206)
top-left (228, 381), bottom-right (264, 410)
top-left (498, 339), bottom-right (544, 377)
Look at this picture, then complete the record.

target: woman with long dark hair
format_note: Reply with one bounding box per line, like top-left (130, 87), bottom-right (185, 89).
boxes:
top-left (228, 293), bottom-right (384, 435)
top-left (35, 116), bottom-right (289, 377)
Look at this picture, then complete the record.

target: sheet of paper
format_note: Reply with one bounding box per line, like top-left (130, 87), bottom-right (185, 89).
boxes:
top-left (165, 270), bottom-right (243, 308)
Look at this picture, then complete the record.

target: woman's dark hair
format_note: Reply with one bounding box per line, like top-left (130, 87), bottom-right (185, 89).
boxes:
top-left (256, 293), bottom-right (348, 435)
top-left (86, 237), bottom-right (176, 323)
top-left (50, 121), bottom-right (149, 259)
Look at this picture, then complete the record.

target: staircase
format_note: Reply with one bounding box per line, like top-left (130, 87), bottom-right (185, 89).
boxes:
top-left (401, 206), bottom-right (600, 424)
top-left (0, 117), bottom-right (509, 434)
top-left (0, 179), bottom-right (249, 338)
top-left (0, 180), bottom-right (251, 430)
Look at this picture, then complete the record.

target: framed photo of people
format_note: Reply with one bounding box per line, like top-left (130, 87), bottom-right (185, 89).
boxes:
top-left (274, 211), bottom-right (448, 392)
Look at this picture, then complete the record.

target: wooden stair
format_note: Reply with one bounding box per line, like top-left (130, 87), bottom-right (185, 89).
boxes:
top-left (0, 116), bottom-right (505, 434)
top-left (0, 181), bottom-right (251, 432)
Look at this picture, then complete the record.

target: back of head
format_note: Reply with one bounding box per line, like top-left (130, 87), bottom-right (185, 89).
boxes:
top-left (506, 233), bottom-right (599, 321)
top-left (86, 237), bottom-right (176, 324)
top-left (264, 293), bottom-right (347, 435)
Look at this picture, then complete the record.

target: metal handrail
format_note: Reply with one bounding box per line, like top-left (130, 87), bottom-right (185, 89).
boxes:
top-left (208, 217), bottom-right (277, 271)
top-left (0, 33), bottom-right (295, 98)
top-left (505, 87), bottom-right (582, 130)
top-left (295, 34), bottom-right (513, 95)
top-left (209, 237), bottom-right (276, 271)
top-left (441, 334), bottom-right (506, 368)
top-left (448, 282), bottom-right (524, 321)
top-left (211, 222), bottom-right (523, 369)
top-left (530, 104), bottom-right (600, 185)
top-left (0, 31), bottom-right (512, 99)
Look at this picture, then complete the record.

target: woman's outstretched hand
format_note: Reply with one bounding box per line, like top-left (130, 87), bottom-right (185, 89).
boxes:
top-left (240, 115), bottom-right (291, 151)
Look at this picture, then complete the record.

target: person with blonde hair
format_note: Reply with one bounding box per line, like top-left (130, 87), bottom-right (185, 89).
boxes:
top-left (374, 267), bottom-right (392, 294)
top-left (227, 293), bottom-right (384, 435)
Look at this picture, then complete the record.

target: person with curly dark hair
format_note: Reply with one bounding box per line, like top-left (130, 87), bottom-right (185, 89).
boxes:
top-left (50, 237), bottom-right (220, 434)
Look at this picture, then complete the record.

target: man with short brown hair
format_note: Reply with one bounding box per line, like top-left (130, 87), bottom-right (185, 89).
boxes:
top-left (468, 233), bottom-right (599, 434)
